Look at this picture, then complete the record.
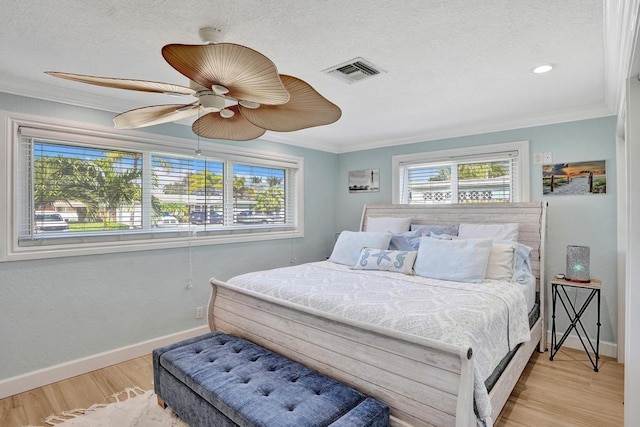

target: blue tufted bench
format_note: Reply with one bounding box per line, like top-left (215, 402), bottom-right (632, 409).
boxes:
top-left (153, 332), bottom-right (390, 427)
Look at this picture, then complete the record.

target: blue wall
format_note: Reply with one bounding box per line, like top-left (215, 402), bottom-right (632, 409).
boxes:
top-left (0, 93), bottom-right (339, 379)
top-left (335, 116), bottom-right (618, 346)
top-left (0, 91), bottom-right (618, 381)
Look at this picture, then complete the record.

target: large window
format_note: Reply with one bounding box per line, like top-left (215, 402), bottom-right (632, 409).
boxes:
top-left (3, 115), bottom-right (302, 261)
top-left (392, 141), bottom-right (529, 204)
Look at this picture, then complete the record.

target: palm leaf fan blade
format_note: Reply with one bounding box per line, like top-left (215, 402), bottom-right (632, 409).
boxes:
top-left (45, 72), bottom-right (195, 95)
top-left (161, 44), bottom-right (289, 105)
top-left (192, 107), bottom-right (266, 141)
top-left (114, 104), bottom-right (201, 129)
top-left (239, 75), bottom-right (342, 132)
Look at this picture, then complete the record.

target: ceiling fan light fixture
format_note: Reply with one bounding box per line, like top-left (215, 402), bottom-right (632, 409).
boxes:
top-left (239, 100), bottom-right (260, 109)
top-left (212, 84), bottom-right (229, 95)
top-left (220, 108), bottom-right (235, 118)
top-left (199, 93), bottom-right (225, 111)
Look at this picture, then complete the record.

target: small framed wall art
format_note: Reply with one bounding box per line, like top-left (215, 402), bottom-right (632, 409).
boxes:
top-left (348, 169), bottom-right (380, 193)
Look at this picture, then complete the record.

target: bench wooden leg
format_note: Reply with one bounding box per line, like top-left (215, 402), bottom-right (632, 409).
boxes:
top-left (157, 396), bottom-right (166, 408)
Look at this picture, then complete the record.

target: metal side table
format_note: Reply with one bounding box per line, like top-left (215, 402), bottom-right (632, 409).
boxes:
top-left (549, 276), bottom-right (601, 372)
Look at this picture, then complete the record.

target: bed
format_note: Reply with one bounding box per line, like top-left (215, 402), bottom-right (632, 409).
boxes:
top-left (207, 202), bottom-right (547, 427)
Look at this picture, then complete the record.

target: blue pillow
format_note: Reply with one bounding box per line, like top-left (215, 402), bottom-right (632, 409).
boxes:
top-left (414, 237), bottom-right (493, 283)
top-left (389, 229), bottom-right (423, 251)
top-left (410, 224), bottom-right (460, 236)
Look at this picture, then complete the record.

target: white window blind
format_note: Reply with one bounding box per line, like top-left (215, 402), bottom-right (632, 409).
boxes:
top-left (151, 155), bottom-right (225, 230)
top-left (18, 138), bottom-right (144, 241)
top-left (394, 142), bottom-right (529, 204)
top-left (231, 163), bottom-right (290, 225)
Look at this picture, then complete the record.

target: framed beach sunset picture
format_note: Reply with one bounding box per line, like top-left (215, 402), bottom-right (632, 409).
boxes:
top-left (542, 160), bottom-right (606, 195)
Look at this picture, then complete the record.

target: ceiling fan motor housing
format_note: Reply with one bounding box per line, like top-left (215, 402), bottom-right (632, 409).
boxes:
top-left (199, 92), bottom-right (225, 111)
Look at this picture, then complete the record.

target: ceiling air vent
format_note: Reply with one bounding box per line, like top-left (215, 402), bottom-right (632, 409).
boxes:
top-left (323, 57), bottom-right (385, 84)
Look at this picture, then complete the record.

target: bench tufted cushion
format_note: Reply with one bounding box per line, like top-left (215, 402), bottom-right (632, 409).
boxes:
top-left (153, 332), bottom-right (389, 427)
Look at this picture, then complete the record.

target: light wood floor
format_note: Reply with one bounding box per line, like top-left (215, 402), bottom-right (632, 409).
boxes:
top-left (496, 348), bottom-right (624, 426)
top-left (0, 356), bottom-right (154, 426)
top-left (0, 348), bottom-right (623, 426)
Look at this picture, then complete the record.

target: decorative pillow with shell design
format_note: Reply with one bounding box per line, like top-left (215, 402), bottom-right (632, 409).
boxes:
top-left (352, 248), bottom-right (417, 275)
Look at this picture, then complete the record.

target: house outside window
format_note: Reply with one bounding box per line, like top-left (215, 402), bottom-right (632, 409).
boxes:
top-left (392, 141), bottom-right (530, 204)
top-left (2, 114), bottom-right (303, 261)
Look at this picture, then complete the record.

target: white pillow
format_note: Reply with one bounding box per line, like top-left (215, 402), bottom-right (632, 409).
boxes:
top-left (329, 231), bottom-right (392, 266)
top-left (485, 243), bottom-right (516, 281)
top-left (495, 240), bottom-right (534, 284)
top-left (458, 223), bottom-right (519, 241)
top-left (366, 217), bottom-right (412, 233)
top-left (353, 248), bottom-right (417, 274)
top-left (414, 237), bottom-right (493, 283)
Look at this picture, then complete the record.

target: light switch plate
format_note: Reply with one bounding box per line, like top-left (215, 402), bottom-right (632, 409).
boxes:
top-left (533, 153), bottom-right (543, 165)
top-left (543, 152), bottom-right (553, 163)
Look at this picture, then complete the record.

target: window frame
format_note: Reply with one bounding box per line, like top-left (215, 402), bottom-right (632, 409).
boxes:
top-left (391, 141), bottom-right (530, 204)
top-left (1, 112), bottom-right (304, 262)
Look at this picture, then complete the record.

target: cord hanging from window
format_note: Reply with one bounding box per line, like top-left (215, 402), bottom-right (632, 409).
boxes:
top-left (195, 109), bottom-right (202, 156)
top-left (187, 109), bottom-right (201, 289)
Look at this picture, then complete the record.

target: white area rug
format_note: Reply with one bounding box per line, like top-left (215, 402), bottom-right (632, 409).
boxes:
top-left (37, 387), bottom-right (187, 426)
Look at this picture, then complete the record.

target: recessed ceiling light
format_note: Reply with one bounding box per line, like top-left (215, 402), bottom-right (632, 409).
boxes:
top-left (532, 64), bottom-right (554, 74)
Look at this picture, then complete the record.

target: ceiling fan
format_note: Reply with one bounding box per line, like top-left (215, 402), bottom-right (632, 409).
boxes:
top-left (46, 27), bottom-right (342, 141)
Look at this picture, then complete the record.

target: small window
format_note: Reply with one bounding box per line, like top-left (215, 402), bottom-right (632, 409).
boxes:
top-left (392, 141), bottom-right (530, 204)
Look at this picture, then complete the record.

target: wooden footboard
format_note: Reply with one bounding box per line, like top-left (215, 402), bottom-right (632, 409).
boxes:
top-left (208, 280), bottom-right (477, 427)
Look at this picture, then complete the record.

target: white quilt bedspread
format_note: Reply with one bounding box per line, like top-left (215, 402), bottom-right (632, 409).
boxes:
top-left (227, 261), bottom-right (531, 424)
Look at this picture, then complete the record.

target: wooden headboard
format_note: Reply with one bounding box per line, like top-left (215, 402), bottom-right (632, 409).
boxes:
top-left (360, 202), bottom-right (547, 281)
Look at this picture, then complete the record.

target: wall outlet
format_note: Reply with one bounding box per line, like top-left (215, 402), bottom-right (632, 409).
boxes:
top-left (195, 306), bottom-right (204, 319)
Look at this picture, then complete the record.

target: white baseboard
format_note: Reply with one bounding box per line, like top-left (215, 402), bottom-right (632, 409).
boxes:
top-left (546, 330), bottom-right (617, 359)
top-left (0, 325), bottom-right (210, 399)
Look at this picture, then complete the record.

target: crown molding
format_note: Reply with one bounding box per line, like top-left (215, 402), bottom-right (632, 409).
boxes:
top-left (268, 104), bottom-right (615, 154)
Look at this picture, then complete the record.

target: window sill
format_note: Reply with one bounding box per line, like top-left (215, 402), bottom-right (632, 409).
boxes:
top-left (4, 227), bottom-right (303, 262)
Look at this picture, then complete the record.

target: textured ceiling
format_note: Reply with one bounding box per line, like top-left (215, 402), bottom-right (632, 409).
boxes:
top-left (0, 0), bottom-right (625, 152)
